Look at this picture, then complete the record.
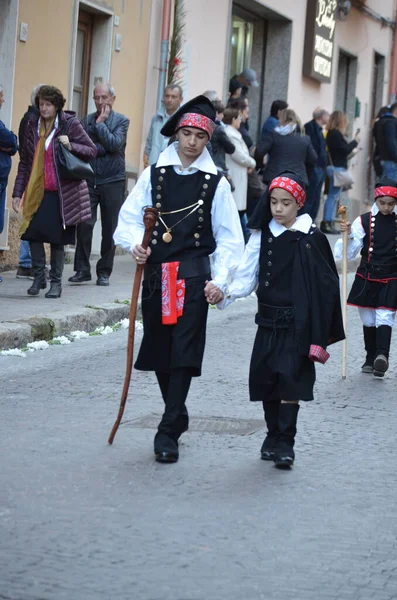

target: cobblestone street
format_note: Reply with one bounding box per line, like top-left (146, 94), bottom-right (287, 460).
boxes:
top-left (1, 294), bottom-right (397, 600)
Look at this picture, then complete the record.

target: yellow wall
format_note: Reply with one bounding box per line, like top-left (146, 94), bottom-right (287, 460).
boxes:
top-left (9, 0), bottom-right (152, 195)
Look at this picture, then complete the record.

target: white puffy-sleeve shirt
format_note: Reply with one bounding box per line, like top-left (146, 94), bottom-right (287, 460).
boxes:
top-left (114, 143), bottom-right (245, 291)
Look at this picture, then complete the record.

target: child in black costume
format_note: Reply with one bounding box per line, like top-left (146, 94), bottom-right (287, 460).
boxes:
top-left (335, 176), bottom-right (397, 377)
top-left (207, 171), bottom-right (345, 468)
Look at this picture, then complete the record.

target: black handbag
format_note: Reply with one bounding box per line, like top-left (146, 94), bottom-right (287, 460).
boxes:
top-left (58, 142), bottom-right (93, 181)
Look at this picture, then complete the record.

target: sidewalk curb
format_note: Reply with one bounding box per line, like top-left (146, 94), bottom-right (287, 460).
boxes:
top-left (0, 302), bottom-right (142, 351)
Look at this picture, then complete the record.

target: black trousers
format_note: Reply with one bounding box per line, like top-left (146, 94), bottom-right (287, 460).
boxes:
top-left (74, 181), bottom-right (125, 277)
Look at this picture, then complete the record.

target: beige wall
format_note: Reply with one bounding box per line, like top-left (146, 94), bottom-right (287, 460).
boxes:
top-left (9, 0), bottom-right (152, 194)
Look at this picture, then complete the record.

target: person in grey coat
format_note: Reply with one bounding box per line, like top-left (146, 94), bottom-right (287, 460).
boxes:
top-left (144, 85), bottom-right (183, 167)
top-left (255, 108), bottom-right (317, 185)
top-left (69, 83), bottom-right (130, 286)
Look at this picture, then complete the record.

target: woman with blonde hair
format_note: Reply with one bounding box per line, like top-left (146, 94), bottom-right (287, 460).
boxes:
top-left (321, 110), bottom-right (360, 234)
top-left (255, 108), bottom-right (317, 185)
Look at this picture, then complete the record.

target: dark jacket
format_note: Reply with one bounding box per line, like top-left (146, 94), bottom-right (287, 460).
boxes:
top-left (81, 110), bottom-right (130, 185)
top-left (13, 111), bottom-right (97, 226)
top-left (211, 123), bottom-right (235, 172)
top-left (0, 120), bottom-right (18, 184)
top-left (18, 106), bottom-right (39, 150)
top-left (326, 129), bottom-right (358, 169)
top-left (249, 188), bottom-right (345, 357)
top-left (374, 114), bottom-right (397, 163)
top-left (304, 119), bottom-right (326, 168)
top-left (255, 131), bottom-right (317, 184)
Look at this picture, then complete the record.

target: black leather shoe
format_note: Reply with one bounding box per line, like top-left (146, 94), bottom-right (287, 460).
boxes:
top-left (154, 432), bottom-right (179, 463)
top-left (27, 277), bottom-right (47, 296)
top-left (68, 271), bottom-right (91, 283)
top-left (155, 451), bottom-right (179, 463)
top-left (260, 436), bottom-right (278, 461)
top-left (45, 283), bottom-right (62, 298)
top-left (96, 275), bottom-right (110, 286)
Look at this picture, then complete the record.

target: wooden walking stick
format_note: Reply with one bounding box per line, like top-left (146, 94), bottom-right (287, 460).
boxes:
top-left (108, 206), bottom-right (158, 444)
top-left (338, 205), bottom-right (348, 379)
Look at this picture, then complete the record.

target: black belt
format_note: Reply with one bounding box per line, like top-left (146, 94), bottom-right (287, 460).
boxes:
top-left (257, 303), bottom-right (295, 323)
top-left (359, 260), bottom-right (397, 277)
top-left (144, 256), bottom-right (210, 285)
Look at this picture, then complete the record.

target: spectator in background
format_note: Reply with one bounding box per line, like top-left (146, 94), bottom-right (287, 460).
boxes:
top-left (144, 84), bottom-right (183, 167)
top-left (229, 68), bottom-right (259, 99)
top-left (261, 99), bottom-right (289, 137)
top-left (372, 105), bottom-right (390, 178)
top-left (228, 79), bottom-right (242, 103)
top-left (69, 83), bottom-right (130, 286)
top-left (16, 83), bottom-right (46, 280)
top-left (255, 108), bottom-right (317, 186)
top-left (224, 108), bottom-right (256, 242)
top-left (322, 110), bottom-right (360, 234)
top-left (228, 97), bottom-right (253, 150)
top-left (12, 85), bottom-right (96, 298)
top-left (210, 100), bottom-right (235, 181)
top-left (303, 107), bottom-right (330, 221)
top-left (203, 90), bottom-right (220, 103)
top-left (0, 85), bottom-right (18, 283)
top-left (373, 102), bottom-right (397, 179)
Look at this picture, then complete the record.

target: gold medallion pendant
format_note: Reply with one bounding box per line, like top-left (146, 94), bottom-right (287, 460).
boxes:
top-left (162, 231), bottom-right (173, 243)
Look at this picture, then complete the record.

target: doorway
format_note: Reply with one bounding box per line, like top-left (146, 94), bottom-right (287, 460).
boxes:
top-left (73, 10), bottom-right (94, 120)
top-left (335, 50), bottom-right (358, 137)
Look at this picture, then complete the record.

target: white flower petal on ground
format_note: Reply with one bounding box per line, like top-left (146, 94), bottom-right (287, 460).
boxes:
top-left (120, 319), bottom-right (130, 329)
top-left (27, 341), bottom-right (50, 351)
top-left (52, 336), bottom-right (71, 345)
top-left (135, 321), bottom-right (143, 331)
top-left (99, 326), bottom-right (113, 336)
top-left (70, 330), bottom-right (90, 339)
top-left (1, 348), bottom-right (27, 358)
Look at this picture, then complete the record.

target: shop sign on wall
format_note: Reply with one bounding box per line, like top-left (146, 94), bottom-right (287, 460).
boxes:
top-left (303, 0), bottom-right (337, 83)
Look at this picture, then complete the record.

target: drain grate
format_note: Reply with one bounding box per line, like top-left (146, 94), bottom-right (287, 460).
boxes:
top-left (122, 415), bottom-right (264, 436)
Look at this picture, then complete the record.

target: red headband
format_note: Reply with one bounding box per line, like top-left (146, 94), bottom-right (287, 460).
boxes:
top-left (374, 186), bottom-right (397, 199)
top-left (269, 176), bottom-right (307, 208)
top-left (176, 113), bottom-right (217, 139)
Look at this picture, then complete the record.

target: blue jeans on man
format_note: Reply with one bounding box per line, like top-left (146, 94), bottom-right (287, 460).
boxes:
top-left (382, 160), bottom-right (397, 180)
top-left (19, 240), bottom-right (32, 268)
top-left (305, 166), bottom-right (325, 221)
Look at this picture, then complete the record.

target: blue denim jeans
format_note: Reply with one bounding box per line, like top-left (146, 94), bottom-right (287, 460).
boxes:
top-left (304, 166), bottom-right (326, 220)
top-left (382, 160), bottom-right (397, 180)
top-left (19, 240), bottom-right (32, 268)
top-left (323, 166), bottom-right (343, 222)
top-left (0, 182), bottom-right (6, 234)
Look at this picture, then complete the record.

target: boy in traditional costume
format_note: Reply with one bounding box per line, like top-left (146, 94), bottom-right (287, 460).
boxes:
top-left (114, 96), bottom-right (244, 463)
top-left (208, 172), bottom-right (345, 468)
top-left (335, 176), bottom-right (397, 377)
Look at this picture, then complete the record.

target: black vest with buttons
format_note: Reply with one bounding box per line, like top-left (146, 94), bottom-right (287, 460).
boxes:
top-left (360, 211), bottom-right (397, 266)
top-left (148, 165), bottom-right (221, 263)
top-left (257, 226), bottom-right (302, 307)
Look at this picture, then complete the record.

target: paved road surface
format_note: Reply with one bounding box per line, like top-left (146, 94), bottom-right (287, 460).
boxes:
top-left (1, 295), bottom-right (396, 600)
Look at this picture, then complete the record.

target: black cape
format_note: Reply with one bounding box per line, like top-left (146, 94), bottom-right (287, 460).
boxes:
top-left (249, 171), bottom-right (345, 357)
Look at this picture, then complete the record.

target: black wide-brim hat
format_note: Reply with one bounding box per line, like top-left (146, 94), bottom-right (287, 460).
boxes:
top-left (160, 94), bottom-right (217, 137)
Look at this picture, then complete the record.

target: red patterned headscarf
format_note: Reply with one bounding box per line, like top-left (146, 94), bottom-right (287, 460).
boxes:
top-left (176, 113), bottom-right (217, 139)
top-left (269, 176), bottom-right (307, 208)
top-left (374, 186), bottom-right (397, 199)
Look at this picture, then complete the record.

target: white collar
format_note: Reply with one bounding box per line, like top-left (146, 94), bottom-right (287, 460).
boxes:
top-left (156, 142), bottom-right (218, 175)
top-left (371, 202), bottom-right (397, 215)
top-left (269, 213), bottom-right (313, 237)
top-left (37, 115), bottom-right (59, 150)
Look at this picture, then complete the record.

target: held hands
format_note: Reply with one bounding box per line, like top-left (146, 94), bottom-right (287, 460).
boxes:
top-left (204, 280), bottom-right (224, 305)
top-left (96, 104), bottom-right (111, 124)
top-left (340, 221), bottom-right (352, 235)
top-left (59, 135), bottom-right (72, 151)
top-left (133, 244), bottom-right (151, 265)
